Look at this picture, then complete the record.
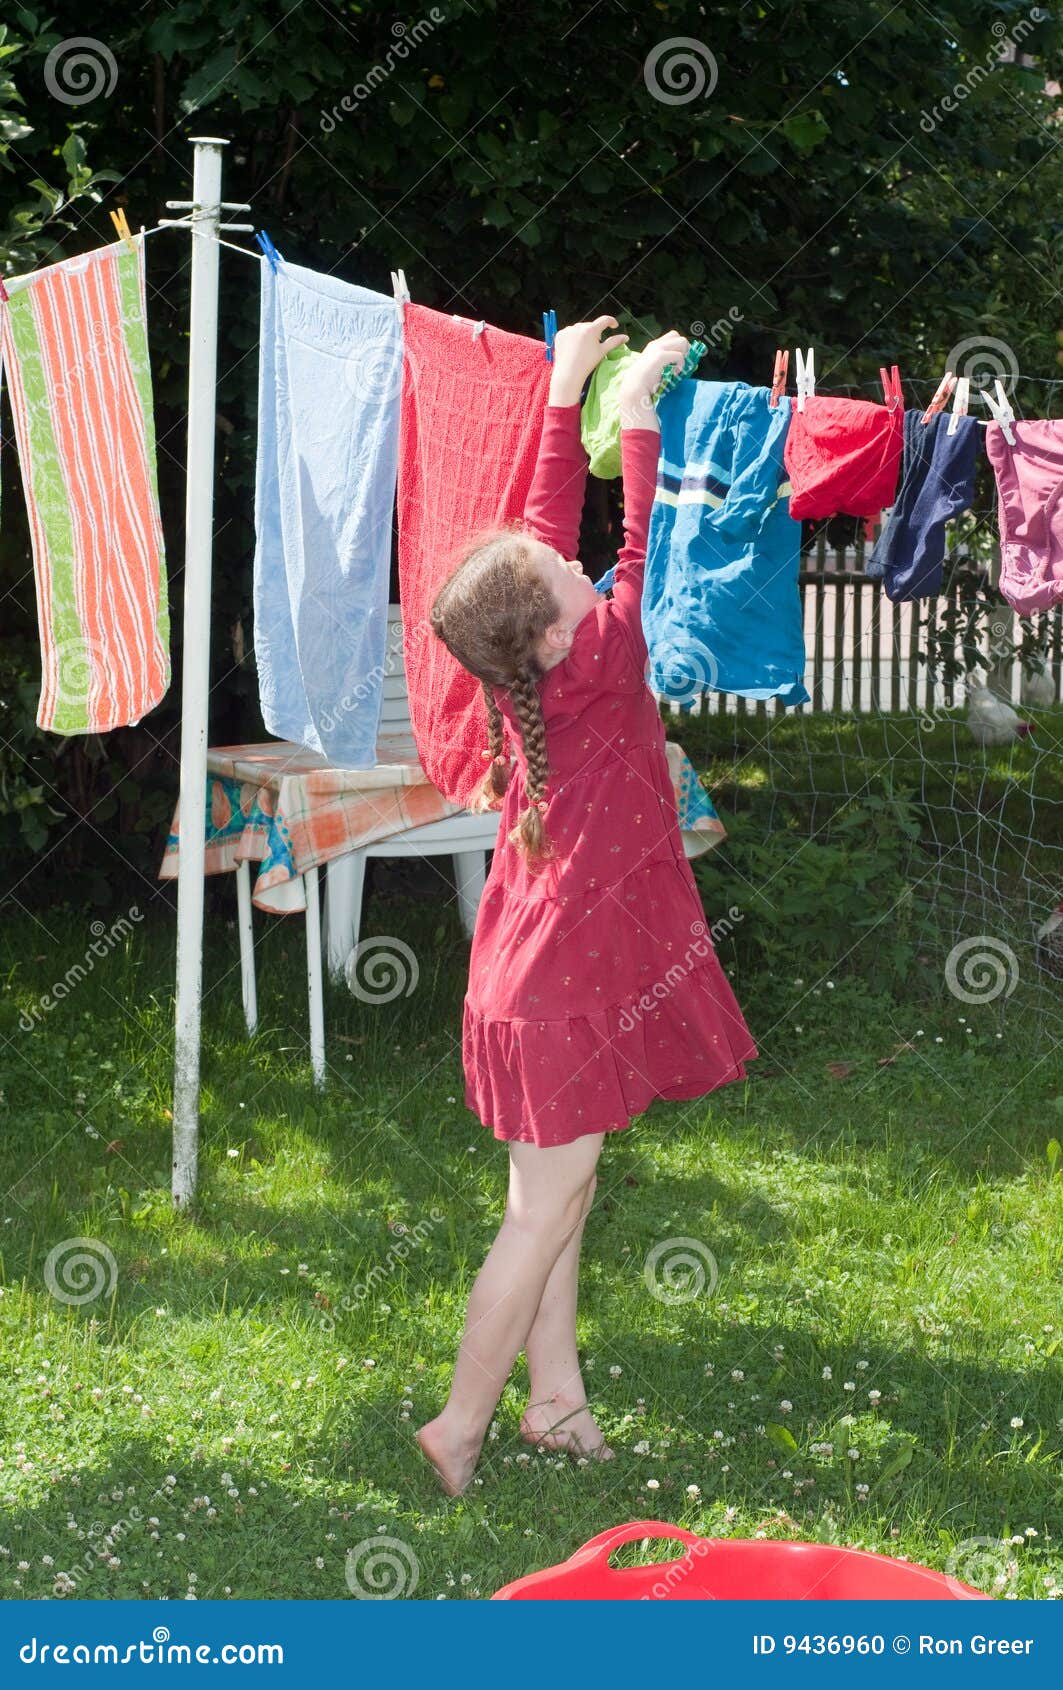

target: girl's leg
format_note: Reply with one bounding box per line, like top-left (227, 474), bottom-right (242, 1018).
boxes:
top-left (417, 1131), bottom-right (604, 1495)
top-left (520, 1176), bottom-right (613, 1459)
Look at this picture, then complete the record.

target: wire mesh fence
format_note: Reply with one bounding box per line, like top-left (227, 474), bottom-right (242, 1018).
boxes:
top-left (656, 545), bottom-right (1063, 1042)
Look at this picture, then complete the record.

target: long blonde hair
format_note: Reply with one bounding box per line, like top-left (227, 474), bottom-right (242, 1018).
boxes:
top-left (430, 526), bottom-right (560, 870)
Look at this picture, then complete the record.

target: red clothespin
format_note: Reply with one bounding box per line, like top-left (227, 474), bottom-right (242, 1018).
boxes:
top-left (0, 276), bottom-right (9, 304)
top-left (879, 364), bottom-right (902, 411)
top-left (109, 208), bottom-right (136, 255)
top-left (769, 348), bottom-right (789, 408)
top-left (921, 369), bottom-right (955, 425)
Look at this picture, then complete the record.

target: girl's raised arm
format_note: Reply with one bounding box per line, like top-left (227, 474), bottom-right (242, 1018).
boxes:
top-left (608, 332), bottom-right (690, 630)
top-left (523, 319), bottom-right (628, 560)
top-left (522, 405), bottom-right (589, 561)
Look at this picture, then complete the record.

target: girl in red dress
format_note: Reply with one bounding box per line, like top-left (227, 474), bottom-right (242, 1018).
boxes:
top-left (418, 322), bottom-right (757, 1494)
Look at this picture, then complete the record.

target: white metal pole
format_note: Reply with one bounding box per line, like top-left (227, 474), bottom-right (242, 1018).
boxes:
top-left (172, 137), bottom-right (227, 1207)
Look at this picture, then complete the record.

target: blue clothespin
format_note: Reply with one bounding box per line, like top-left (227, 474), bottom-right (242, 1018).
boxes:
top-left (255, 230), bottom-right (282, 272)
top-left (543, 308), bottom-right (557, 364)
top-left (593, 564), bottom-right (616, 596)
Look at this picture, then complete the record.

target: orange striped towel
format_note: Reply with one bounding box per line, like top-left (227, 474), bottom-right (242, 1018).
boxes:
top-left (0, 236), bottom-right (170, 734)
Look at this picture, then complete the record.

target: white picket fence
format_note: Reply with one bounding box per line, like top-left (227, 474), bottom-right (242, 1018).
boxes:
top-left (658, 533), bottom-right (1063, 719)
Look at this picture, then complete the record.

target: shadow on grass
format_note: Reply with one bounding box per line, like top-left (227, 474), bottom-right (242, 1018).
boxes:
top-left (7, 1325), bottom-right (1061, 1602)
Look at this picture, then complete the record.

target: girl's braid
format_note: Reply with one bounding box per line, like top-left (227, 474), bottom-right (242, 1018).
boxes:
top-left (477, 680), bottom-right (511, 808)
top-left (506, 666), bottom-right (555, 868)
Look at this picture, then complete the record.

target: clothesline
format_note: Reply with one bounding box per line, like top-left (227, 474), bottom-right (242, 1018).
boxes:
top-left (1, 216), bottom-right (1057, 748)
top-left (151, 225), bottom-right (1063, 407)
top-left (9, 224), bottom-right (1062, 398)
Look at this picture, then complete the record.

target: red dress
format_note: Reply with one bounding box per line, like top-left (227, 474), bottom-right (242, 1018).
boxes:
top-left (462, 404), bottom-right (758, 1146)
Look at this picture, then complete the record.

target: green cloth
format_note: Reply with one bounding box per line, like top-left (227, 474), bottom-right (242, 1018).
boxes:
top-left (581, 346), bottom-right (640, 479)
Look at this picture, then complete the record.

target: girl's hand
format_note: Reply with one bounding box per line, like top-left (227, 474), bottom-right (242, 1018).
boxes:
top-left (617, 330), bottom-right (691, 433)
top-left (549, 317), bottom-right (629, 406)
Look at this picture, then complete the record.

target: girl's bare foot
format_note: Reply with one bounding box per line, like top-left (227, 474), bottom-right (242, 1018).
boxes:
top-left (416, 1416), bottom-right (482, 1497)
top-left (520, 1396), bottom-right (615, 1462)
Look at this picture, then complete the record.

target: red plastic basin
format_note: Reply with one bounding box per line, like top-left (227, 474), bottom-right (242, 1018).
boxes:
top-left (492, 1521), bottom-right (990, 1601)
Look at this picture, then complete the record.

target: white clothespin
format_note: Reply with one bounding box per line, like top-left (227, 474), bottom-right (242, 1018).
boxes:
top-left (946, 376), bottom-right (970, 437)
top-left (390, 268), bottom-right (410, 320)
top-left (472, 319), bottom-right (485, 339)
top-left (981, 377), bottom-right (1016, 445)
top-left (794, 346), bottom-right (816, 412)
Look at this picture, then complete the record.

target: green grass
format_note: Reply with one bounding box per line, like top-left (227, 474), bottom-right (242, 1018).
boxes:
top-left (1, 874), bottom-right (1061, 1603)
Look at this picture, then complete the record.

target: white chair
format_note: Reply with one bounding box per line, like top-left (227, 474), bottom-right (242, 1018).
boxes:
top-left (323, 607), bottom-right (501, 980)
top-left (233, 607), bottom-right (499, 1085)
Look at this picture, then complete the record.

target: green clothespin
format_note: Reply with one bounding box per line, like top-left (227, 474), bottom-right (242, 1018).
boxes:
top-left (655, 339), bottom-right (707, 399)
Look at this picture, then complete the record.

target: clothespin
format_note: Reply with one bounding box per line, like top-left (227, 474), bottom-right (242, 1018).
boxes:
top-left (946, 376), bottom-right (970, 437)
top-left (0, 276), bottom-right (8, 305)
top-left (391, 269), bottom-right (410, 325)
top-left (981, 377), bottom-right (1016, 445)
top-left (921, 369), bottom-right (955, 426)
top-left (254, 231), bottom-right (282, 272)
top-left (472, 320), bottom-right (485, 339)
top-left (794, 347), bottom-right (816, 411)
top-left (880, 364), bottom-right (902, 411)
top-left (542, 309), bottom-right (557, 364)
top-left (769, 348), bottom-right (789, 408)
top-left (656, 338), bottom-right (707, 397)
top-left (109, 208), bottom-right (136, 254)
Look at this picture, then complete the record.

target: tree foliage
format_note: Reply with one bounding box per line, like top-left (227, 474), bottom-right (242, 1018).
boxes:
top-left (1, 0), bottom-right (1062, 894)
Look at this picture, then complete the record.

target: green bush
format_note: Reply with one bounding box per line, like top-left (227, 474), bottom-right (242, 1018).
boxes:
top-left (697, 789), bottom-right (923, 989)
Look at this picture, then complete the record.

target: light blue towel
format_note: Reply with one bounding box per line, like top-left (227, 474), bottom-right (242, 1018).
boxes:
top-left (644, 380), bottom-right (810, 707)
top-left (254, 259), bottom-right (401, 767)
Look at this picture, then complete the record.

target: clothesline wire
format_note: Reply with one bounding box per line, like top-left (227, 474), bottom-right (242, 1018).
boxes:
top-left (183, 225), bottom-right (263, 261)
top-left (16, 225), bottom-right (1063, 401)
top-left (156, 226), bottom-right (1063, 392)
top-left (813, 376), bottom-right (1063, 387)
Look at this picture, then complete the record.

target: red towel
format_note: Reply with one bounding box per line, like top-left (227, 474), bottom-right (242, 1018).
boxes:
top-left (397, 306), bottom-right (551, 806)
